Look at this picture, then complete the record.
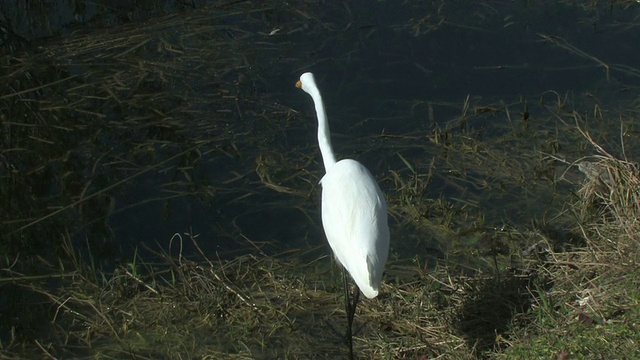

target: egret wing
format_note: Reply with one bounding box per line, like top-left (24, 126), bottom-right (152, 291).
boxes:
top-left (320, 159), bottom-right (390, 299)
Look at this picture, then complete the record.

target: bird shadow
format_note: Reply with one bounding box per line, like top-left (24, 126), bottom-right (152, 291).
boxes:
top-left (452, 268), bottom-right (549, 358)
top-left (451, 225), bottom-right (586, 357)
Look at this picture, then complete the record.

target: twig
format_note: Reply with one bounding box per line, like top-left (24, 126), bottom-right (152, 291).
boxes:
top-left (34, 340), bottom-right (58, 360)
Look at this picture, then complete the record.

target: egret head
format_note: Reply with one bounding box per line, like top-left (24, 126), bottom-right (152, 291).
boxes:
top-left (296, 72), bottom-right (320, 98)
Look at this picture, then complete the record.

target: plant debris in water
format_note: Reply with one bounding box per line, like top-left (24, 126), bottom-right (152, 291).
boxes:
top-left (2, 1), bottom-right (640, 359)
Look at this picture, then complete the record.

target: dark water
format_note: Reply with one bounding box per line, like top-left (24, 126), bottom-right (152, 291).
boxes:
top-left (2, 1), bottom-right (640, 269)
top-left (3, 0), bottom-right (640, 355)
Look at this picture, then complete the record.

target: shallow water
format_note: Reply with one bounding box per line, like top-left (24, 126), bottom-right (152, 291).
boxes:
top-left (2, 0), bottom-right (640, 273)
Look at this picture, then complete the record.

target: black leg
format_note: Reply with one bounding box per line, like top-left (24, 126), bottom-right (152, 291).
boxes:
top-left (343, 270), bottom-right (360, 360)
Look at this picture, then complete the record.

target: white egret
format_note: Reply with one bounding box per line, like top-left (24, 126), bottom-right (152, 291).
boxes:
top-left (296, 72), bottom-right (390, 358)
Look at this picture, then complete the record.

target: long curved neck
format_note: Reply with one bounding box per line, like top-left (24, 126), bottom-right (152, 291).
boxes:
top-left (310, 91), bottom-right (337, 172)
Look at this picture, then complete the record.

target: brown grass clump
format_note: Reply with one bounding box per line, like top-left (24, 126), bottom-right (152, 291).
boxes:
top-left (496, 117), bottom-right (640, 359)
top-left (575, 127), bottom-right (640, 252)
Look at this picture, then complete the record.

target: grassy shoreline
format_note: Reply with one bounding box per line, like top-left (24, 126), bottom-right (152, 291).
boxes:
top-left (2, 131), bottom-right (639, 358)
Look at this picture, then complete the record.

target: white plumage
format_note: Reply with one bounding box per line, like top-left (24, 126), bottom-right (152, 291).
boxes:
top-left (296, 72), bottom-right (390, 299)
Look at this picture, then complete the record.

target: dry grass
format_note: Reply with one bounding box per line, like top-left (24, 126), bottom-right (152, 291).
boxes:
top-left (0, 233), bottom-right (531, 359)
top-left (494, 116), bottom-right (640, 359)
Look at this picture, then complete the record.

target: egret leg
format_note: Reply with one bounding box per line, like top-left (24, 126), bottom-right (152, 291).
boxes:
top-left (343, 270), bottom-right (360, 360)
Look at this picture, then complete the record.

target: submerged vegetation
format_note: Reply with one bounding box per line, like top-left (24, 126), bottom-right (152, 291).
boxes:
top-left (2, 0), bottom-right (640, 358)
